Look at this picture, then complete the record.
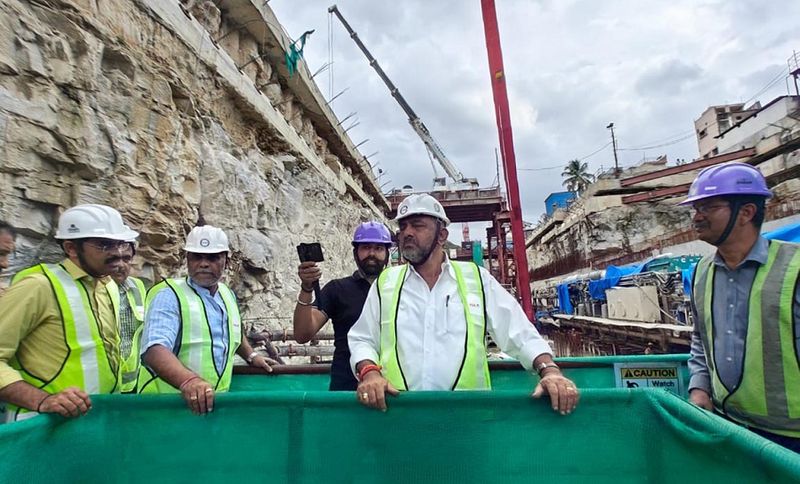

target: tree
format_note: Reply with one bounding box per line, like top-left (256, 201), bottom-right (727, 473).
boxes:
top-left (561, 159), bottom-right (594, 194)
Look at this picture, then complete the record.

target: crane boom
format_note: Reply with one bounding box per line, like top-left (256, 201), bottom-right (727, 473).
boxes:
top-left (328, 5), bottom-right (471, 185)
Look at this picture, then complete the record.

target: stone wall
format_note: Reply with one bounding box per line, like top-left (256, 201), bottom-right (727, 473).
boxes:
top-left (0, 0), bottom-right (388, 329)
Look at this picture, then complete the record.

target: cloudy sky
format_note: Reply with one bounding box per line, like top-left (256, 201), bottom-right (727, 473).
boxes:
top-left (270, 0), bottom-right (798, 237)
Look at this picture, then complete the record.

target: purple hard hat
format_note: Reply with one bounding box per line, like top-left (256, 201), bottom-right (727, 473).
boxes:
top-left (679, 162), bottom-right (772, 206)
top-left (352, 221), bottom-right (392, 245)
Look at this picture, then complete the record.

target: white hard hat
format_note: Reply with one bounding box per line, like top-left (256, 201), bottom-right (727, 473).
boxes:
top-left (395, 194), bottom-right (450, 226)
top-left (55, 204), bottom-right (139, 241)
top-left (184, 225), bottom-right (230, 254)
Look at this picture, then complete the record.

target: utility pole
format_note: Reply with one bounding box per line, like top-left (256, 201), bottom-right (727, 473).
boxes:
top-left (607, 122), bottom-right (620, 177)
top-left (790, 50), bottom-right (800, 96)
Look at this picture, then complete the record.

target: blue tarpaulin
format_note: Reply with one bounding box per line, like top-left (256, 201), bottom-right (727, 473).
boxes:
top-left (764, 221), bottom-right (800, 243)
top-left (557, 283), bottom-right (573, 315)
top-left (587, 263), bottom-right (644, 301)
top-left (558, 222), bottom-right (800, 312)
top-left (682, 267), bottom-right (694, 297)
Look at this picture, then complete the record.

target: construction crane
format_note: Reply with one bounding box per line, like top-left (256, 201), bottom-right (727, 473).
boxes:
top-left (328, 5), bottom-right (479, 190)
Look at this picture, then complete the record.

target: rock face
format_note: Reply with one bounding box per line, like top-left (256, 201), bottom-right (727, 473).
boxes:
top-left (0, 0), bottom-right (387, 328)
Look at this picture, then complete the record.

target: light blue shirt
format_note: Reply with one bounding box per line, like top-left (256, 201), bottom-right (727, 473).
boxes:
top-left (689, 237), bottom-right (800, 392)
top-left (141, 278), bottom-right (232, 371)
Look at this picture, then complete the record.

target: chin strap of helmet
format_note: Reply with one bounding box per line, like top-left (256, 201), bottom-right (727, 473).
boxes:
top-left (713, 199), bottom-right (742, 246)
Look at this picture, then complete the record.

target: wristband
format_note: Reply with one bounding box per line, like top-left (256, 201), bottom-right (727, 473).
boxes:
top-left (296, 295), bottom-right (314, 306)
top-left (179, 375), bottom-right (200, 392)
top-left (246, 351), bottom-right (259, 364)
top-left (536, 362), bottom-right (560, 376)
top-left (357, 364), bottom-right (382, 382)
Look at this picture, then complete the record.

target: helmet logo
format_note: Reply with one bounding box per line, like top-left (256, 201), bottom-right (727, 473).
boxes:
top-left (200, 238), bottom-right (210, 247)
top-left (434, 205), bottom-right (440, 213)
top-left (736, 178), bottom-right (753, 185)
top-left (399, 205), bottom-right (408, 215)
top-left (68, 224), bottom-right (80, 233)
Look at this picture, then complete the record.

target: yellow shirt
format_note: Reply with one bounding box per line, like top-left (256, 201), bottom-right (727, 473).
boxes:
top-left (0, 259), bottom-right (120, 389)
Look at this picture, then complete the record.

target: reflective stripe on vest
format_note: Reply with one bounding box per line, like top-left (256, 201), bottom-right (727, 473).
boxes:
top-left (7, 263), bottom-right (120, 420)
top-left (120, 277), bottom-right (146, 393)
top-left (377, 261), bottom-right (490, 391)
top-left (138, 278), bottom-right (241, 394)
top-left (693, 240), bottom-right (800, 437)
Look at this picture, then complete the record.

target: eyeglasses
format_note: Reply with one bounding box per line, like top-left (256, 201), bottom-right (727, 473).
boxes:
top-left (82, 239), bottom-right (131, 252)
top-left (693, 203), bottom-right (729, 215)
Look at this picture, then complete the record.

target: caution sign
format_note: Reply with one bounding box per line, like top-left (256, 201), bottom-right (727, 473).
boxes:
top-left (614, 362), bottom-right (685, 397)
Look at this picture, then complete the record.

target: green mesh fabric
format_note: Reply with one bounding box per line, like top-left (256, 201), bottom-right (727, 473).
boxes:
top-left (0, 389), bottom-right (798, 483)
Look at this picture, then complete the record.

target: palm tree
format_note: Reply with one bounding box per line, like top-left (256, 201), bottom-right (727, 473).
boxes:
top-left (561, 159), bottom-right (594, 194)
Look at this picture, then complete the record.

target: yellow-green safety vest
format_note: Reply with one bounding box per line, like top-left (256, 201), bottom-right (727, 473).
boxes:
top-left (120, 276), bottom-right (146, 393)
top-left (693, 240), bottom-right (800, 437)
top-left (7, 263), bottom-right (121, 421)
top-left (137, 278), bottom-right (241, 394)
top-left (377, 261), bottom-right (490, 390)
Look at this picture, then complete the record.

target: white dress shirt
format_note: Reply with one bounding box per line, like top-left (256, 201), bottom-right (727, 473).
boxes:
top-left (349, 259), bottom-right (552, 390)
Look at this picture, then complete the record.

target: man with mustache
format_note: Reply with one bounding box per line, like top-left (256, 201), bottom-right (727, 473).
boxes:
top-left (138, 225), bottom-right (274, 414)
top-left (294, 221), bottom-right (393, 390)
top-left (683, 162), bottom-right (800, 453)
top-left (108, 241), bottom-right (147, 393)
top-left (349, 194), bottom-right (579, 414)
top-left (0, 204), bottom-right (137, 421)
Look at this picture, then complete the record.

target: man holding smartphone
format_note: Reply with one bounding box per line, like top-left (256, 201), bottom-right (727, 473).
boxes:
top-left (293, 221), bottom-right (393, 391)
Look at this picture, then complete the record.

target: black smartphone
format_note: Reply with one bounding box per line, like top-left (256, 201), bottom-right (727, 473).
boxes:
top-left (297, 243), bottom-right (324, 300)
top-left (296, 242), bottom-right (324, 263)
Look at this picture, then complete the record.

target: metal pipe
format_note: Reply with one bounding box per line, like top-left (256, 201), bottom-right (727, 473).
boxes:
top-left (233, 359), bottom-right (610, 376)
top-left (251, 329), bottom-right (335, 342)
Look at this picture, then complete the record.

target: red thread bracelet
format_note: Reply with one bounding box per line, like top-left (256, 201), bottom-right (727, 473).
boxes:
top-left (358, 364), bottom-right (382, 382)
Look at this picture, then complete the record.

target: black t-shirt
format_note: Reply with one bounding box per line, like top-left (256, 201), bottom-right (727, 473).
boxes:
top-left (314, 272), bottom-right (372, 391)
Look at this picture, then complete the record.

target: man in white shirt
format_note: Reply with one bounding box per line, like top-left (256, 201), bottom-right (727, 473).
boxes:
top-left (349, 194), bottom-right (579, 414)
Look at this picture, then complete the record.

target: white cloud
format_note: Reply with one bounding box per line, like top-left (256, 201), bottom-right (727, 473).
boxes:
top-left (270, 0), bottom-right (800, 229)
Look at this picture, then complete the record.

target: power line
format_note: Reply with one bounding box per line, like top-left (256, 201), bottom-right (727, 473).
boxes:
top-left (518, 141), bottom-right (611, 172)
top-left (623, 128), bottom-right (696, 149)
top-left (743, 65), bottom-right (790, 106)
top-left (518, 164), bottom-right (565, 172)
top-left (618, 132), bottom-right (696, 151)
top-left (577, 141), bottom-right (612, 161)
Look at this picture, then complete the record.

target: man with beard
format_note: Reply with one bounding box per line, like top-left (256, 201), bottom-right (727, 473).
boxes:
top-left (138, 225), bottom-right (274, 414)
top-left (108, 241), bottom-right (147, 393)
top-left (0, 204), bottom-right (137, 421)
top-left (683, 163), bottom-right (800, 453)
top-left (349, 194), bottom-right (579, 414)
top-left (294, 221), bottom-right (393, 391)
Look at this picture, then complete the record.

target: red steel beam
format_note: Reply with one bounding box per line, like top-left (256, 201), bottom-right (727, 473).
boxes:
top-left (481, 0), bottom-right (533, 320)
top-left (622, 183), bottom-right (692, 204)
top-left (620, 147), bottom-right (756, 187)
